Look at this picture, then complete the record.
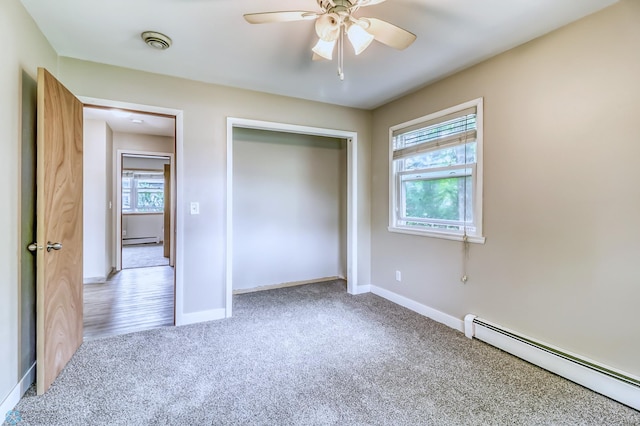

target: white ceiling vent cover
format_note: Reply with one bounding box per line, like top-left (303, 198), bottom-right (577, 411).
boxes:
top-left (141, 31), bottom-right (172, 50)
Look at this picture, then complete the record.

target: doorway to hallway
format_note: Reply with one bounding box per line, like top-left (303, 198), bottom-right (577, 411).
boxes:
top-left (82, 105), bottom-right (177, 340)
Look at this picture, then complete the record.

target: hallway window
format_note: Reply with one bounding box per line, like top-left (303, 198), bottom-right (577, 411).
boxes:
top-left (123, 171), bottom-right (164, 213)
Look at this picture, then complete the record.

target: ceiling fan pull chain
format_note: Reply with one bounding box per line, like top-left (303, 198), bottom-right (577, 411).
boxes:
top-left (338, 28), bottom-right (345, 80)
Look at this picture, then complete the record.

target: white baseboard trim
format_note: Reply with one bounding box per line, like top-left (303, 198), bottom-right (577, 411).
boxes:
top-left (350, 284), bottom-right (371, 295)
top-left (178, 308), bottom-right (226, 326)
top-left (122, 237), bottom-right (160, 245)
top-left (233, 276), bottom-right (343, 295)
top-left (465, 315), bottom-right (640, 411)
top-left (83, 276), bottom-right (106, 284)
top-left (0, 362), bottom-right (35, 416)
top-left (370, 285), bottom-right (464, 332)
top-left (367, 288), bottom-right (640, 410)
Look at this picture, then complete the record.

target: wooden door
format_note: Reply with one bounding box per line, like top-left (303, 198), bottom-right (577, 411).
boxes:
top-left (36, 68), bottom-right (84, 395)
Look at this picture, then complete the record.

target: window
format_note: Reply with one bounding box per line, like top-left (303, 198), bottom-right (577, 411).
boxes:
top-left (122, 171), bottom-right (165, 213)
top-left (389, 98), bottom-right (484, 243)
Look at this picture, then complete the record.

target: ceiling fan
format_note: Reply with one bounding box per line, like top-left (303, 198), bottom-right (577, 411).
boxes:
top-left (244, 0), bottom-right (416, 80)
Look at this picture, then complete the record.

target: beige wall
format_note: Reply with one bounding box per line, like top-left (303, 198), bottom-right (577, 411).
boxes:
top-left (371, 0), bottom-right (640, 376)
top-left (83, 119), bottom-right (112, 281)
top-left (0, 0), bottom-right (58, 407)
top-left (113, 132), bottom-right (175, 155)
top-left (58, 58), bottom-right (373, 316)
top-left (122, 215), bottom-right (164, 244)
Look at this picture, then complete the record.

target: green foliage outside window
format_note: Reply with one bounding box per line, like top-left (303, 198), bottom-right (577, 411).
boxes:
top-left (123, 172), bottom-right (164, 213)
top-left (405, 178), bottom-right (458, 221)
top-left (136, 192), bottom-right (164, 212)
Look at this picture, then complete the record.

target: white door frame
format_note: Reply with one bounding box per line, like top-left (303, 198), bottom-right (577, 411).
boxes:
top-left (116, 151), bottom-right (175, 270)
top-left (78, 97), bottom-right (186, 325)
top-left (226, 117), bottom-right (358, 318)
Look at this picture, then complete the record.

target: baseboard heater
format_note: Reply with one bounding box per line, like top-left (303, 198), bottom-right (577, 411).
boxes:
top-left (464, 314), bottom-right (640, 411)
top-left (123, 236), bottom-right (159, 246)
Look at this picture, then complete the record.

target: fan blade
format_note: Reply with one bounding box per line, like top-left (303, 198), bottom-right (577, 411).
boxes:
top-left (365, 18), bottom-right (416, 50)
top-left (356, 0), bottom-right (387, 6)
top-left (244, 11), bottom-right (318, 24)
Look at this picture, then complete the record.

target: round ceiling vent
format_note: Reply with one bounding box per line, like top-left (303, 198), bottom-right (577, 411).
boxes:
top-left (141, 31), bottom-right (172, 50)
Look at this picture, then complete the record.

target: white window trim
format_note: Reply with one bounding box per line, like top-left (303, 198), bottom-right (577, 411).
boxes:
top-left (122, 170), bottom-right (165, 214)
top-left (388, 97), bottom-right (485, 244)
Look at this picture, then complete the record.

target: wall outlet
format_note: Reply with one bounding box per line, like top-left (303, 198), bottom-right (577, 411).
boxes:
top-left (122, 230), bottom-right (126, 236)
top-left (395, 270), bottom-right (402, 282)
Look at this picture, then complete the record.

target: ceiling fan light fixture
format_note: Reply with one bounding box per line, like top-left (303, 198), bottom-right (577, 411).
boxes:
top-left (347, 23), bottom-right (374, 55)
top-left (312, 38), bottom-right (337, 60)
top-left (315, 13), bottom-right (341, 41)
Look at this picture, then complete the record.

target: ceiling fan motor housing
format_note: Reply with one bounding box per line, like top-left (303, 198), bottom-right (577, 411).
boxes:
top-left (319, 0), bottom-right (354, 15)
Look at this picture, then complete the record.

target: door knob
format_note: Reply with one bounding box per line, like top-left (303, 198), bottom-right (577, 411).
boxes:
top-left (27, 243), bottom-right (42, 252)
top-left (47, 242), bottom-right (62, 252)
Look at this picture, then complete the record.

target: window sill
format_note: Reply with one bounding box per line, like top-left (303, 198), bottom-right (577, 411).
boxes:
top-left (388, 226), bottom-right (486, 244)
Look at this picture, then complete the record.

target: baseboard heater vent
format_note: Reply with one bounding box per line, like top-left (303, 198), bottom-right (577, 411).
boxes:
top-left (123, 237), bottom-right (159, 246)
top-left (464, 314), bottom-right (640, 411)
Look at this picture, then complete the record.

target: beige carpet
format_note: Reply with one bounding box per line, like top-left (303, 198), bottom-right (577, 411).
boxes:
top-left (14, 281), bottom-right (640, 425)
top-left (122, 243), bottom-right (169, 269)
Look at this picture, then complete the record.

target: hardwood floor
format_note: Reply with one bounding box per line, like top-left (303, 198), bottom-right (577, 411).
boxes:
top-left (83, 266), bottom-right (174, 341)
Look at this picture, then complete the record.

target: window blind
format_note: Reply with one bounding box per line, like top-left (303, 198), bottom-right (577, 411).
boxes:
top-left (392, 109), bottom-right (477, 160)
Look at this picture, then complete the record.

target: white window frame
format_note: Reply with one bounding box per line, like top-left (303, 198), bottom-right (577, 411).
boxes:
top-left (122, 170), bottom-right (165, 214)
top-left (388, 98), bottom-right (485, 243)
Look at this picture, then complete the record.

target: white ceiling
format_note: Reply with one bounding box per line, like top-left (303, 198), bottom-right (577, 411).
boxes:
top-left (22, 0), bottom-right (617, 110)
top-left (84, 107), bottom-right (175, 137)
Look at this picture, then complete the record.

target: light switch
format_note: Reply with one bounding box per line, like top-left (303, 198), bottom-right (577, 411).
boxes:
top-left (190, 202), bottom-right (200, 215)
